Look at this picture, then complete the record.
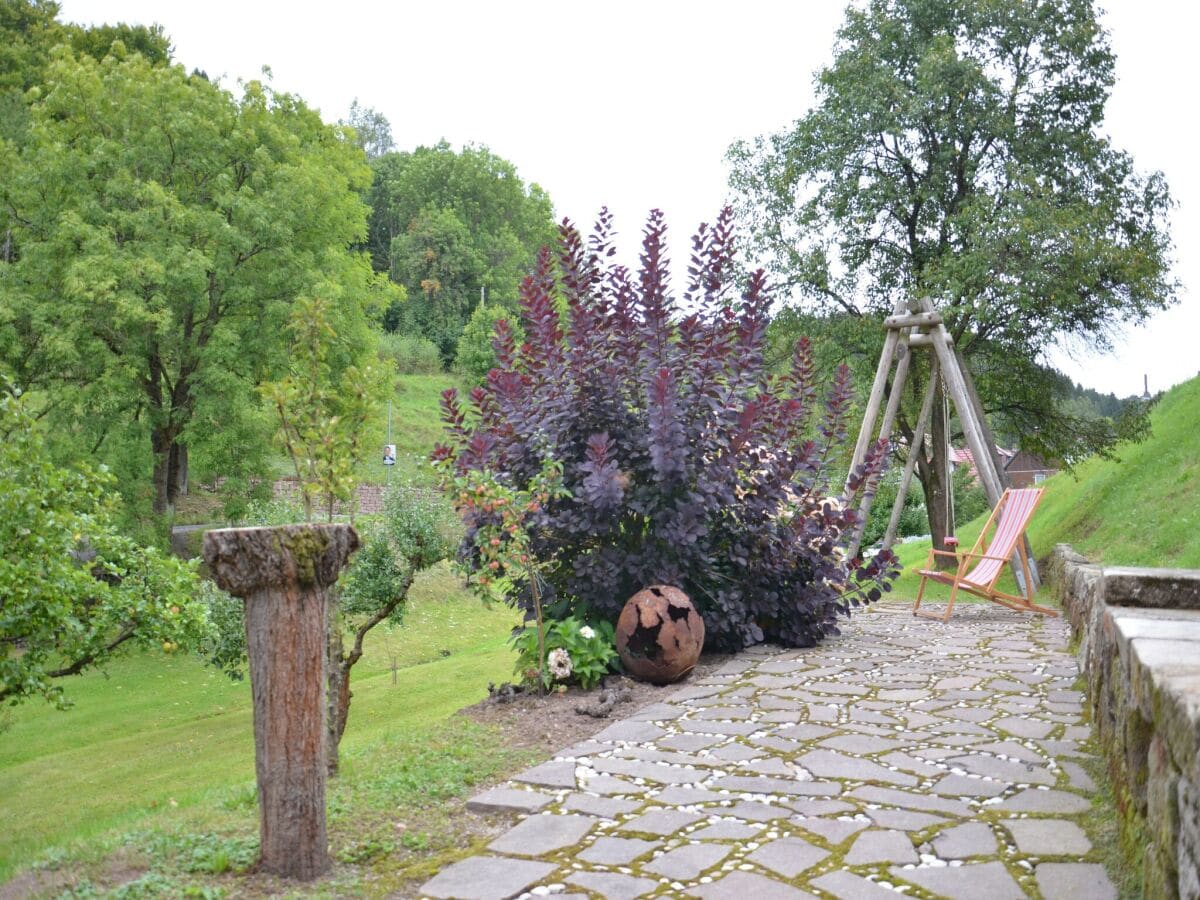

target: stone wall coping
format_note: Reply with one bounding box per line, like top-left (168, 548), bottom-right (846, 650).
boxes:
top-left (1111, 609), bottom-right (1200, 644)
top-left (1102, 566), bottom-right (1200, 610)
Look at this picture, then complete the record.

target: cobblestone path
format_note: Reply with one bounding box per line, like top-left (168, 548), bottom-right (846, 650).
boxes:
top-left (419, 602), bottom-right (1117, 899)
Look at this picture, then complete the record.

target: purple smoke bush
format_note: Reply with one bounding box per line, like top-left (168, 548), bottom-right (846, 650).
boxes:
top-left (434, 208), bottom-right (898, 650)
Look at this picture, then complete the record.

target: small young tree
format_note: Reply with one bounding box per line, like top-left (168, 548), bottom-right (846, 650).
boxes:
top-left (202, 487), bottom-right (454, 773)
top-left (261, 290), bottom-right (380, 523)
top-left (0, 382), bottom-right (208, 709)
top-left (261, 288), bottom-right (386, 772)
top-left (435, 209), bottom-right (898, 651)
top-left (325, 488), bottom-right (454, 771)
top-left (433, 454), bottom-right (569, 689)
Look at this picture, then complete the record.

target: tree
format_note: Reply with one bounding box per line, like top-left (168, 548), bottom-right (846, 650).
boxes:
top-left (67, 21), bottom-right (171, 67)
top-left (364, 141), bottom-right (555, 357)
top-left (389, 206), bottom-right (486, 360)
top-left (1, 49), bottom-right (374, 514)
top-left (199, 486), bottom-right (454, 774)
top-left (327, 489), bottom-right (452, 771)
top-left (729, 0), bottom-right (1175, 550)
top-left (0, 381), bottom-right (208, 708)
top-left (261, 290), bottom-right (381, 524)
top-left (0, 1), bottom-right (171, 146)
top-left (344, 98), bottom-right (393, 160)
top-left (454, 292), bottom-right (526, 383)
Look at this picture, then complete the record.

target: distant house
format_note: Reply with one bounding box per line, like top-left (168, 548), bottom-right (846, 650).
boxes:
top-left (950, 446), bottom-right (1014, 482)
top-left (950, 446), bottom-right (1057, 487)
top-left (1004, 449), bottom-right (1059, 487)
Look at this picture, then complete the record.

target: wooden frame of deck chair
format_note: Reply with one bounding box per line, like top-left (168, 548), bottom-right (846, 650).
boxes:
top-left (913, 487), bottom-right (1058, 622)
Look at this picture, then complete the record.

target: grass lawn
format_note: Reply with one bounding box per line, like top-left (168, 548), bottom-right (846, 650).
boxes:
top-left (356, 373), bottom-right (464, 489)
top-left (0, 564), bottom-right (520, 884)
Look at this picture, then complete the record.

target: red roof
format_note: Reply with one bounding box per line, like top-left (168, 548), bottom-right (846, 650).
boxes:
top-left (950, 446), bottom-right (1015, 481)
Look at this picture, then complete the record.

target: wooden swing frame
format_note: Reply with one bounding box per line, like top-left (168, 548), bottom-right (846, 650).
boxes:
top-left (843, 297), bottom-right (1042, 618)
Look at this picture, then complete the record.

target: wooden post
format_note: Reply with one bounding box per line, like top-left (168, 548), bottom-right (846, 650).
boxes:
top-left (916, 299), bottom-right (1029, 589)
top-left (846, 341), bottom-right (915, 556)
top-left (955, 345), bottom-right (1040, 589)
top-left (883, 366), bottom-right (939, 551)
top-left (845, 298), bottom-right (909, 494)
top-left (203, 523), bottom-right (359, 881)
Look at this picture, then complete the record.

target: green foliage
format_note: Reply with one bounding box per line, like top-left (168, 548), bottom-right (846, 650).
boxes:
top-left (388, 206), bottom-right (486, 361)
top-left (0, 0), bottom-right (58, 148)
top-left (1, 47), bottom-right (374, 515)
top-left (139, 830), bottom-right (257, 875)
top-left (343, 98), bottom-right (393, 160)
top-left (365, 141), bottom-right (555, 358)
top-left (235, 497), bottom-right (307, 527)
top-left (197, 580), bottom-right (246, 682)
top-left (729, 0), bottom-right (1175, 535)
top-left (0, 384), bottom-right (207, 708)
top-left (67, 22), bottom-right (172, 67)
top-left (339, 488), bottom-right (455, 626)
top-left (952, 464), bottom-right (989, 527)
top-left (381, 486), bottom-right (459, 569)
top-left (261, 291), bottom-right (382, 522)
top-left (511, 617), bottom-right (617, 691)
top-left (860, 469), bottom-right (927, 548)
top-left (378, 331), bottom-right (443, 375)
top-left (455, 304), bottom-right (525, 384)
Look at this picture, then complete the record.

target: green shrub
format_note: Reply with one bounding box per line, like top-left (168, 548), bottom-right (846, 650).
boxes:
top-left (454, 304), bottom-right (525, 383)
top-left (952, 464), bottom-right (990, 526)
top-left (378, 331), bottom-right (443, 375)
top-left (861, 469), bottom-right (927, 547)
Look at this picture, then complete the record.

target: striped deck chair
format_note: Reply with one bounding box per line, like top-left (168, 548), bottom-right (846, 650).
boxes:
top-left (913, 488), bottom-right (1057, 622)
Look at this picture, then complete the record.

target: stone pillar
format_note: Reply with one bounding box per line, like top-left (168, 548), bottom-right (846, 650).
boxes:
top-left (203, 524), bottom-right (359, 881)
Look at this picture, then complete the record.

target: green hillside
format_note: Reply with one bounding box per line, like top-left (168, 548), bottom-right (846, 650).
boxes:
top-left (1025, 375), bottom-right (1200, 568)
top-left (892, 375), bottom-right (1200, 597)
top-left (355, 373), bottom-right (463, 487)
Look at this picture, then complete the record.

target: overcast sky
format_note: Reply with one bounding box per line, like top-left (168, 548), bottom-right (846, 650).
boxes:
top-left (61, 0), bottom-right (1198, 397)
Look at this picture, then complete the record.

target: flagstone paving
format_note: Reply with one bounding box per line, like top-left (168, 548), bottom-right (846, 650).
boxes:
top-left (418, 602), bottom-right (1118, 899)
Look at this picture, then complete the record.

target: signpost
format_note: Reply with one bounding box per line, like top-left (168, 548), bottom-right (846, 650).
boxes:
top-left (383, 399), bottom-right (394, 483)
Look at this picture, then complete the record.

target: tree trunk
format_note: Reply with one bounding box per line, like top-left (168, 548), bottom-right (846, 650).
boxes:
top-left (151, 426), bottom-right (174, 516)
top-left (917, 399), bottom-right (956, 569)
top-left (168, 441), bottom-right (189, 504)
top-left (325, 598), bottom-right (352, 776)
top-left (202, 523), bottom-right (360, 881)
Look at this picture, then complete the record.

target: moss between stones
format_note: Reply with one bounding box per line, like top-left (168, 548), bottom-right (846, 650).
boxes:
top-left (1084, 752), bottom-right (1147, 899)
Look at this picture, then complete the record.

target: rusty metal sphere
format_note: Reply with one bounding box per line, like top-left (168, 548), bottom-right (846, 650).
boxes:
top-left (615, 585), bottom-right (705, 685)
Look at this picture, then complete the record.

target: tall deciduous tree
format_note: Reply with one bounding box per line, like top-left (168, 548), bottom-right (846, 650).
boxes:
top-left (343, 98), bottom-right (394, 160)
top-left (1, 48), bottom-right (375, 514)
top-left (729, 0), bottom-right (1175, 549)
top-left (365, 141), bottom-right (554, 359)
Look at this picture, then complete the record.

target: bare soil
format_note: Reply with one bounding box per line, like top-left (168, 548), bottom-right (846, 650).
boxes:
top-left (459, 654), bottom-right (733, 756)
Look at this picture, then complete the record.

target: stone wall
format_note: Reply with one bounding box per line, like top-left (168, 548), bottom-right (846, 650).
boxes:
top-left (1049, 544), bottom-right (1200, 899)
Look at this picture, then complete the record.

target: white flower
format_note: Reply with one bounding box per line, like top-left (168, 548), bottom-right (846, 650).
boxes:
top-left (547, 648), bottom-right (573, 680)
top-left (579, 625), bottom-right (596, 640)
